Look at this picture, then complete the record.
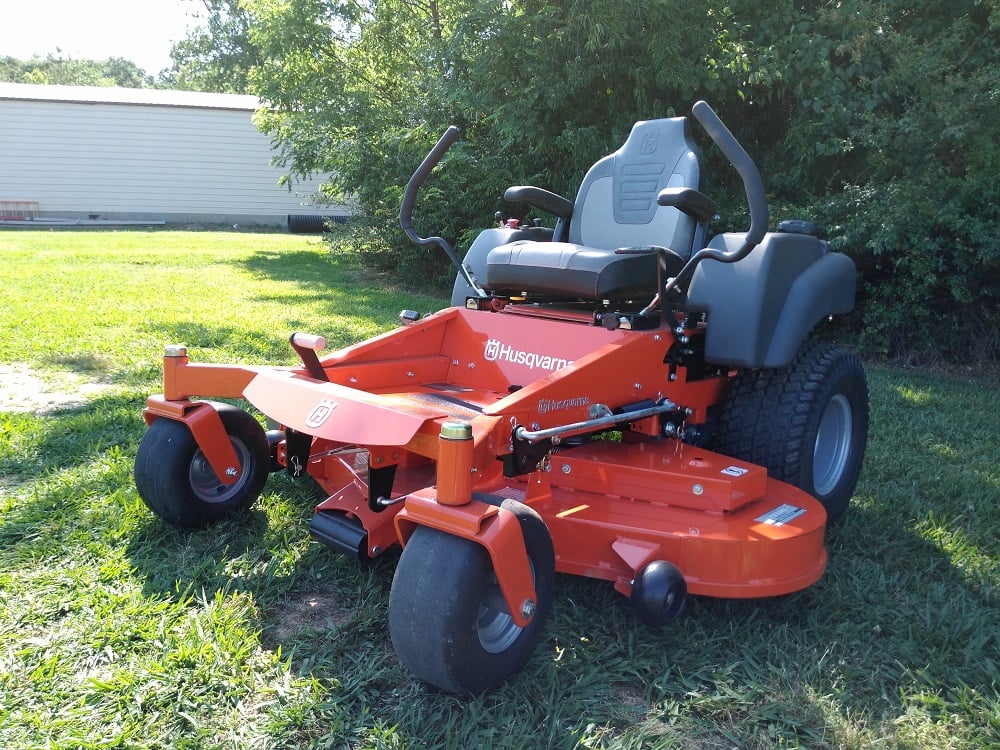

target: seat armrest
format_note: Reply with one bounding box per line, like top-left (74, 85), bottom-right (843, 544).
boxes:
top-left (657, 187), bottom-right (717, 222)
top-left (504, 185), bottom-right (573, 220)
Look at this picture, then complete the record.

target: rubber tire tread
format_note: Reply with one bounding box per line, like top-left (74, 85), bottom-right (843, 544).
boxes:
top-left (714, 341), bottom-right (868, 524)
top-left (134, 403), bottom-right (269, 528)
top-left (388, 497), bottom-right (554, 695)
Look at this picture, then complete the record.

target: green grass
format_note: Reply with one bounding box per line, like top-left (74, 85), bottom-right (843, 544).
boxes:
top-left (1, 229), bottom-right (997, 749)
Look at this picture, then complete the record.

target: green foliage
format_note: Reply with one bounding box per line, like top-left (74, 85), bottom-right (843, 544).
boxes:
top-left (733, 0), bottom-right (1000, 361)
top-left (169, 0), bottom-right (1000, 360)
top-left (243, 0), bottom-right (769, 285)
top-left (0, 54), bottom-right (153, 87)
top-left (818, 177), bottom-right (1000, 361)
top-left (164, 0), bottom-right (261, 93)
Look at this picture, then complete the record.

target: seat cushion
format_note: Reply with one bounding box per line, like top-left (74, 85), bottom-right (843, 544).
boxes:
top-left (485, 240), bottom-right (684, 300)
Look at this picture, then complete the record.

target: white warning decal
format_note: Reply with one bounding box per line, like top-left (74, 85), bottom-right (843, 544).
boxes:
top-left (754, 503), bottom-right (807, 526)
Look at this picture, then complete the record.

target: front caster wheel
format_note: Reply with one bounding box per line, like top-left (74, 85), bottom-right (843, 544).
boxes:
top-left (134, 403), bottom-right (269, 528)
top-left (388, 498), bottom-right (555, 695)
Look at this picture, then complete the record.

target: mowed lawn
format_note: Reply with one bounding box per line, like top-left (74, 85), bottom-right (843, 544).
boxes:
top-left (0, 229), bottom-right (997, 749)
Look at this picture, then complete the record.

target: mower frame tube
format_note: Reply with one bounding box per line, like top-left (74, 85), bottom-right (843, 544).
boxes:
top-left (665, 100), bottom-right (770, 294)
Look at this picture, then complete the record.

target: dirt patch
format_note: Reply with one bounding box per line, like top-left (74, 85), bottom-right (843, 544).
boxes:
top-left (269, 591), bottom-right (353, 643)
top-left (0, 364), bottom-right (113, 414)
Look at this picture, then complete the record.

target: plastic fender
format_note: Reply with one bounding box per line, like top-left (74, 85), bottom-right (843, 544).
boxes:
top-left (451, 227), bottom-right (553, 306)
top-left (687, 233), bottom-right (855, 369)
top-left (763, 251), bottom-right (856, 367)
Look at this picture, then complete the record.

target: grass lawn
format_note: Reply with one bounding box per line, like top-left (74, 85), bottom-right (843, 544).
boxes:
top-left (0, 229), bottom-right (997, 749)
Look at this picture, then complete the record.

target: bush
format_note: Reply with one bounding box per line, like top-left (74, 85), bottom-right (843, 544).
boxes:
top-left (817, 175), bottom-right (999, 362)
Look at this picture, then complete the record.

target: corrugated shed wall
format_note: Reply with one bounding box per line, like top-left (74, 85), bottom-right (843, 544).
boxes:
top-left (0, 84), bottom-right (342, 225)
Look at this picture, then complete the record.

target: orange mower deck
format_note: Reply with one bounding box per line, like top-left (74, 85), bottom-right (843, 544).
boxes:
top-left (144, 305), bottom-right (829, 623)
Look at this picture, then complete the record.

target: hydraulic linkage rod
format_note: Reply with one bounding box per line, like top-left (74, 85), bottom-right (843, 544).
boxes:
top-left (513, 399), bottom-right (677, 444)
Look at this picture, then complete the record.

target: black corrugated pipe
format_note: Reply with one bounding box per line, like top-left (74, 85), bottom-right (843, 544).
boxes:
top-left (287, 214), bottom-right (349, 233)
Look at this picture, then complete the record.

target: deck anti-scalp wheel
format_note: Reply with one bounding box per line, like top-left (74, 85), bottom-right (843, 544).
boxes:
top-left (631, 560), bottom-right (687, 627)
top-left (714, 342), bottom-right (869, 524)
top-left (388, 497), bottom-right (554, 694)
top-left (134, 402), bottom-right (269, 528)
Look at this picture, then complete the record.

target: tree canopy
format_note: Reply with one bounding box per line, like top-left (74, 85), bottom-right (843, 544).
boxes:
top-left (225, 0), bottom-right (998, 360)
top-left (6, 0), bottom-right (997, 360)
top-left (0, 54), bottom-right (153, 87)
top-left (163, 0), bottom-right (261, 93)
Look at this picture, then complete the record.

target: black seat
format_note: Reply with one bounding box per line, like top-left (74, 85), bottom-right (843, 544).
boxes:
top-left (485, 117), bottom-right (702, 300)
top-left (486, 242), bottom-right (683, 299)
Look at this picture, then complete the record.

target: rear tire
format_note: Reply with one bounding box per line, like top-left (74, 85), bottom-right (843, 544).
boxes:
top-left (388, 498), bottom-right (554, 694)
top-left (134, 403), bottom-right (269, 528)
top-left (714, 342), bottom-right (868, 523)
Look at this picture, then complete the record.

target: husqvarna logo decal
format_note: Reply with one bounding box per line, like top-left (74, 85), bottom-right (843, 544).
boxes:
top-left (483, 338), bottom-right (573, 372)
top-left (538, 396), bottom-right (590, 414)
top-left (305, 398), bottom-right (338, 428)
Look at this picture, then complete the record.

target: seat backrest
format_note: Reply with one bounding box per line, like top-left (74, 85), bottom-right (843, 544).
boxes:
top-left (568, 117), bottom-right (701, 258)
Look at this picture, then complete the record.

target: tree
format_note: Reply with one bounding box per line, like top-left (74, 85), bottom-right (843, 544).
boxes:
top-left (732, 0), bottom-right (1000, 359)
top-left (0, 54), bottom-right (153, 87)
top-left (245, 0), bottom-right (772, 280)
top-left (184, 0), bottom-right (998, 359)
top-left (163, 0), bottom-right (261, 93)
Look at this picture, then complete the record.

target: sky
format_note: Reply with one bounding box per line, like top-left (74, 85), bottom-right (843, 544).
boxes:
top-left (0, 0), bottom-right (201, 76)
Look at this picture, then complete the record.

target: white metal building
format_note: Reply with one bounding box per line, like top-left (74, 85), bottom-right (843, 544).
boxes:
top-left (0, 82), bottom-right (344, 226)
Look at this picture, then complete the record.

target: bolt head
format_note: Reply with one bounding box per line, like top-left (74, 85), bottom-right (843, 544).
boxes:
top-left (225, 467), bottom-right (239, 478)
top-left (521, 599), bottom-right (536, 619)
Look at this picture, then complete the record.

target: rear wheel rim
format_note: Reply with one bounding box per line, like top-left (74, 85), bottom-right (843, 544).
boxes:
top-left (813, 393), bottom-right (853, 497)
top-left (189, 439), bottom-right (253, 504)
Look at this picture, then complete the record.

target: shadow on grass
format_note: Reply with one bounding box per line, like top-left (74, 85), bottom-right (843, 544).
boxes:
top-left (237, 248), bottom-right (447, 317)
top-left (141, 319), bottom-right (297, 365)
top-left (239, 248), bottom-right (354, 291)
top-left (135, 251), bottom-right (445, 364)
top-left (119, 465), bottom-right (393, 651)
top-left (0, 390), bottom-right (146, 485)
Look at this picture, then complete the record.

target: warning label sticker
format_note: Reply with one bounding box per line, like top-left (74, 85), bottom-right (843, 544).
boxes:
top-left (754, 503), bottom-right (807, 526)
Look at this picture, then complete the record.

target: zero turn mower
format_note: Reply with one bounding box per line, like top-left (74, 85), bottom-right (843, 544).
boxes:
top-left (135, 101), bottom-right (868, 694)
